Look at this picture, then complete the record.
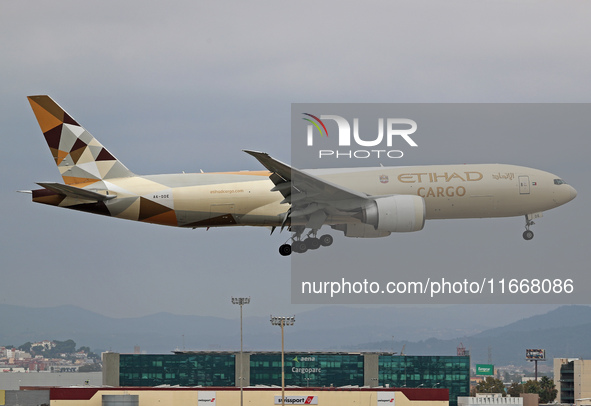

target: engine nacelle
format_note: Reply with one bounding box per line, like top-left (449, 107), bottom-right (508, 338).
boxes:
top-left (331, 222), bottom-right (392, 238)
top-left (362, 195), bottom-right (426, 232)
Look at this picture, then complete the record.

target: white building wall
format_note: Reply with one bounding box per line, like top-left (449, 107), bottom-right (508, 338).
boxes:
top-left (554, 358), bottom-right (591, 406)
top-left (0, 372), bottom-right (102, 390)
top-left (458, 396), bottom-right (523, 406)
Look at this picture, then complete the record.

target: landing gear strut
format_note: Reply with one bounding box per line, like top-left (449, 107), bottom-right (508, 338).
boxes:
top-left (523, 215), bottom-right (535, 241)
top-left (278, 227), bottom-right (334, 256)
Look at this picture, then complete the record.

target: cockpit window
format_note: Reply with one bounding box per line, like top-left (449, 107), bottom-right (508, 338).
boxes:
top-left (554, 179), bottom-right (567, 185)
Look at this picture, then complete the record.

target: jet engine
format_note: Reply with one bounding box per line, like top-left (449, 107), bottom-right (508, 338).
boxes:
top-left (361, 195), bottom-right (426, 232)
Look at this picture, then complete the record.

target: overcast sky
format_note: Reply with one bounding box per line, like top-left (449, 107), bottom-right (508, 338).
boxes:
top-left (1, 1), bottom-right (590, 321)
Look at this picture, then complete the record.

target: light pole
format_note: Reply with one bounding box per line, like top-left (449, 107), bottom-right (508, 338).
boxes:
top-left (270, 315), bottom-right (295, 406)
top-left (232, 297), bottom-right (250, 406)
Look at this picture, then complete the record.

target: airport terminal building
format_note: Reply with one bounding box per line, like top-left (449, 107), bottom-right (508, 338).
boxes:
top-left (103, 351), bottom-right (470, 406)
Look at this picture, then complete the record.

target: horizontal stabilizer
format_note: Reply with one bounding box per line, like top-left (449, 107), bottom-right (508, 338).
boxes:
top-left (36, 182), bottom-right (116, 202)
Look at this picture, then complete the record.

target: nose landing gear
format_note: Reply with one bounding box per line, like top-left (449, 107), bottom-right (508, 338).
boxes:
top-left (523, 215), bottom-right (535, 241)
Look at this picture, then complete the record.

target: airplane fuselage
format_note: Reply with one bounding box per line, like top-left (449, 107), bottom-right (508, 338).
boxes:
top-left (309, 164), bottom-right (576, 220)
top-left (25, 95), bottom-right (577, 255)
top-left (33, 163), bottom-right (576, 229)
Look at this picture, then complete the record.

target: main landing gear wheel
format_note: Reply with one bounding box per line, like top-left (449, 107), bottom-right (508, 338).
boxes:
top-left (305, 237), bottom-right (321, 250)
top-left (292, 240), bottom-right (308, 254)
top-left (278, 231), bottom-right (334, 256)
top-left (319, 234), bottom-right (333, 247)
top-left (279, 234), bottom-right (334, 257)
top-left (279, 244), bottom-right (292, 256)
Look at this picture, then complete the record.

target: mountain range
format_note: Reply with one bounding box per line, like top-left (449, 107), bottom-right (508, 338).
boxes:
top-left (353, 305), bottom-right (591, 366)
top-left (0, 303), bottom-right (588, 367)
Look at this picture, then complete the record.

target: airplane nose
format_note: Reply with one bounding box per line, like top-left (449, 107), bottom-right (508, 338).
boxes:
top-left (570, 185), bottom-right (577, 201)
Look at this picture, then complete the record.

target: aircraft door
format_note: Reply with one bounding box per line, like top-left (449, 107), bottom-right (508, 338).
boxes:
top-left (519, 176), bottom-right (530, 194)
top-left (208, 203), bottom-right (237, 225)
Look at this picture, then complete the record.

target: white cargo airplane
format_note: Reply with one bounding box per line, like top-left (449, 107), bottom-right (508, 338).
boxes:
top-left (25, 96), bottom-right (577, 256)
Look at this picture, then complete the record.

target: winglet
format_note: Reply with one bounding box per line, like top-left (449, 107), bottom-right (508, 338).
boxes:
top-left (243, 150), bottom-right (292, 181)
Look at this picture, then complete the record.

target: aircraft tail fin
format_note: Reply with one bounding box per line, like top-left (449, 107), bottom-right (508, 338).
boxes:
top-left (27, 95), bottom-right (135, 186)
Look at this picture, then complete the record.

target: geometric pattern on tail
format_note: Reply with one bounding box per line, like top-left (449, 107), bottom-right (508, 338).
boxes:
top-left (27, 95), bottom-right (134, 186)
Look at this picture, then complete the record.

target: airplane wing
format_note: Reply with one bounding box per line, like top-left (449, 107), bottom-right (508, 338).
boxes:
top-left (243, 150), bottom-right (369, 204)
top-left (243, 150), bottom-right (371, 229)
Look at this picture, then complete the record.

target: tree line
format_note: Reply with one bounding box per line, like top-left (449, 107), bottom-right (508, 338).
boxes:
top-left (7, 339), bottom-right (99, 359)
top-left (472, 376), bottom-right (557, 404)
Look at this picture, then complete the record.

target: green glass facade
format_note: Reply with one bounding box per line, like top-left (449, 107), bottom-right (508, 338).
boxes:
top-left (559, 361), bottom-right (575, 403)
top-left (379, 355), bottom-right (470, 406)
top-left (250, 353), bottom-right (365, 387)
top-left (116, 352), bottom-right (469, 406)
top-left (120, 353), bottom-right (235, 387)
